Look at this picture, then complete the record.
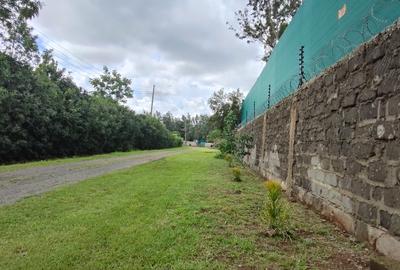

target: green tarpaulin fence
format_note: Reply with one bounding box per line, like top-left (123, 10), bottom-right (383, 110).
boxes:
top-left (241, 0), bottom-right (400, 125)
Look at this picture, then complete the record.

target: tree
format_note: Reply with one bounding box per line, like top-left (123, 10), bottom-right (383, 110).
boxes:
top-left (229, 0), bottom-right (301, 61)
top-left (0, 0), bottom-right (42, 62)
top-left (0, 50), bottom-right (182, 163)
top-left (207, 129), bottom-right (221, 143)
top-left (218, 110), bottom-right (237, 154)
top-left (90, 66), bottom-right (133, 103)
top-left (208, 88), bottom-right (243, 130)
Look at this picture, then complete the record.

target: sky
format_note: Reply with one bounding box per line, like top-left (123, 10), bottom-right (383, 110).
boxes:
top-left (31, 0), bottom-right (265, 116)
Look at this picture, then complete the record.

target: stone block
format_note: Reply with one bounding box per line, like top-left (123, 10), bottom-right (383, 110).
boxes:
top-left (373, 56), bottom-right (391, 77)
top-left (339, 127), bottom-right (354, 141)
top-left (342, 93), bottom-right (357, 108)
top-left (322, 189), bottom-right (354, 213)
top-left (367, 225), bottom-right (385, 247)
top-left (370, 256), bottom-right (400, 270)
top-left (332, 158), bottom-right (345, 173)
top-left (387, 95), bottom-right (400, 117)
top-left (300, 177), bottom-right (311, 191)
top-left (349, 53), bottom-right (365, 72)
top-left (321, 158), bottom-right (331, 170)
top-left (359, 101), bottom-right (378, 122)
top-left (386, 166), bottom-right (400, 187)
top-left (357, 201), bottom-right (377, 224)
top-left (346, 159), bottom-right (362, 176)
top-left (335, 62), bottom-right (348, 81)
top-left (355, 124), bottom-right (375, 139)
top-left (366, 46), bottom-right (385, 64)
top-left (389, 28), bottom-right (400, 51)
top-left (378, 99), bottom-right (386, 120)
top-left (391, 214), bottom-right (400, 237)
top-left (352, 72), bottom-right (367, 89)
top-left (326, 127), bottom-right (339, 141)
top-left (343, 107), bottom-right (358, 124)
top-left (377, 70), bottom-right (400, 96)
top-left (325, 172), bottom-right (338, 187)
top-left (372, 187), bottom-right (383, 202)
top-left (355, 220), bottom-right (369, 242)
top-left (338, 177), bottom-right (351, 191)
top-left (374, 142), bottom-right (385, 158)
top-left (329, 98), bottom-right (340, 112)
top-left (376, 122), bottom-right (396, 140)
top-left (308, 168), bottom-right (324, 182)
top-left (324, 73), bottom-right (334, 87)
top-left (331, 206), bottom-right (355, 233)
top-left (352, 141), bottom-right (374, 160)
top-left (358, 88), bottom-right (377, 103)
top-left (376, 233), bottom-right (400, 261)
top-left (310, 155), bottom-right (320, 167)
top-left (368, 161), bottom-right (387, 183)
top-left (384, 187), bottom-right (400, 209)
top-left (329, 142), bottom-right (341, 156)
top-left (351, 178), bottom-right (371, 200)
top-left (380, 210), bottom-right (392, 230)
top-left (389, 52), bottom-right (400, 69)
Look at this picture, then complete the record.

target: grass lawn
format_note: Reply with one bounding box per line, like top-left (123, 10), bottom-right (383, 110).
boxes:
top-left (0, 148), bottom-right (373, 269)
top-left (0, 147), bottom-right (182, 173)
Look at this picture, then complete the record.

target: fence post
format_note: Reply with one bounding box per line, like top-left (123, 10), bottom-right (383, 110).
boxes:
top-left (253, 101), bottom-right (256, 120)
top-left (298, 45), bottom-right (305, 88)
top-left (267, 84), bottom-right (271, 109)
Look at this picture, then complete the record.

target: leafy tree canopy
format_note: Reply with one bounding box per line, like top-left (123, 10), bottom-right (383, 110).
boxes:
top-left (229, 0), bottom-right (301, 61)
top-left (90, 66), bottom-right (133, 103)
top-left (0, 0), bottom-right (42, 62)
top-left (208, 88), bottom-right (243, 130)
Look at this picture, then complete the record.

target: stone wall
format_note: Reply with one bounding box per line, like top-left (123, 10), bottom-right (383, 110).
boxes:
top-left (239, 21), bottom-right (400, 261)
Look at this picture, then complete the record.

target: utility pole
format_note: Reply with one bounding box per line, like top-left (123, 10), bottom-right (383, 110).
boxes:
top-left (150, 84), bottom-right (155, 116)
top-left (184, 117), bottom-right (187, 142)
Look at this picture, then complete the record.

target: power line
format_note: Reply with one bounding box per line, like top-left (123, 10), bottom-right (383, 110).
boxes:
top-left (37, 37), bottom-right (100, 78)
top-left (35, 29), bottom-right (103, 74)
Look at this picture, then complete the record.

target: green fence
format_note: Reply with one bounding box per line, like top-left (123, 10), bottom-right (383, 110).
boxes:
top-left (241, 0), bottom-right (400, 125)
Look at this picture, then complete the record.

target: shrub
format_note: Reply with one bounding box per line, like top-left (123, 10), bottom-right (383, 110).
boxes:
top-left (232, 167), bottom-right (241, 182)
top-left (261, 180), bottom-right (291, 237)
top-left (214, 151), bottom-right (224, 159)
top-left (224, 154), bottom-right (234, 167)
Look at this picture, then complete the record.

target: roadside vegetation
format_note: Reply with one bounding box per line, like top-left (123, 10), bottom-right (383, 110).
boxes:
top-left (0, 1), bottom-right (182, 164)
top-left (0, 149), bottom-right (374, 269)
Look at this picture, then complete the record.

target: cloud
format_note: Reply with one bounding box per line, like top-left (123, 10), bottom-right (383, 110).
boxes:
top-left (31, 0), bottom-right (264, 116)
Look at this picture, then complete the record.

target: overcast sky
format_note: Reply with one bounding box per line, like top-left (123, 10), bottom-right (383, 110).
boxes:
top-left (31, 0), bottom-right (264, 116)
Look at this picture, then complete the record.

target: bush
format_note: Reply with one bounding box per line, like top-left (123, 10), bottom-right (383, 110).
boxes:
top-left (169, 132), bottom-right (183, 147)
top-left (261, 180), bottom-right (291, 238)
top-left (224, 153), bottom-right (234, 167)
top-left (232, 167), bottom-right (241, 182)
top-left (214, 151), bottom-right (224, 159)
top-left (0, 53), bottom-right (182, 163)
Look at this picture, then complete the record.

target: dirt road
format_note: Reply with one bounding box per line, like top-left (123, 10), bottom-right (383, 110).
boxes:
top-left (0, 149), bottom-right (183, 205)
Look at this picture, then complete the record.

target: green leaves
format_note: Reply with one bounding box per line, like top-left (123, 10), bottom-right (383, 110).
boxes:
top-left (0, 0), bottom-right (42, 62)
top-left (90, 66), bottom-right (133, 103)
top-left (229, 0), bottom-right (301, 61)
top-left (208, 88), bottom-right (242, 130)
top-left (0, 53), bottom-right (181, 163)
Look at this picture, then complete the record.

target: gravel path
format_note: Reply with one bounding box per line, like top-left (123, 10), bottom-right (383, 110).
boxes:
top-left (0, 150), bottom-right (183, 205)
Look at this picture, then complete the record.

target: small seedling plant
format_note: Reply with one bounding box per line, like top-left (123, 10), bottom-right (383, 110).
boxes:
top-left (232, 167), bottom-right (241, 182)
top-left (261, 180), bottom-right (292, 239)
